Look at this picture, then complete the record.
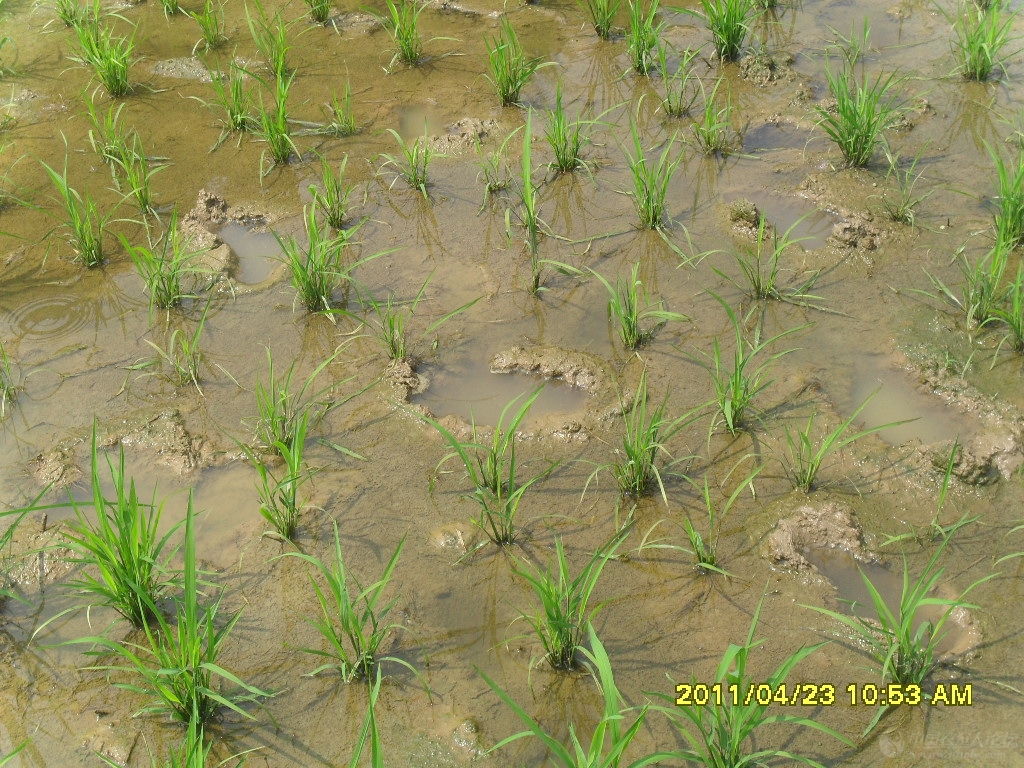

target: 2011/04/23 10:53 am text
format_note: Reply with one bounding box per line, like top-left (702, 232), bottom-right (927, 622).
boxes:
top-left (674, 682), bottom-right (973, 707)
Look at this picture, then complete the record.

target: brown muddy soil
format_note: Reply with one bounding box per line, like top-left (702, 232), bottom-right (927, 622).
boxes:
top-left (2, 0), bottom-right (1024, 765)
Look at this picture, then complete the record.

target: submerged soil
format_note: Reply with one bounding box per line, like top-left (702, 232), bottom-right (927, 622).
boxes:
top-left (2, 0), bottom-right (1024, 765)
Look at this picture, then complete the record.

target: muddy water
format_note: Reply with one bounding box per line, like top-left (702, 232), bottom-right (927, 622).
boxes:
top-left (3, 0), bottom-right (1024, 765)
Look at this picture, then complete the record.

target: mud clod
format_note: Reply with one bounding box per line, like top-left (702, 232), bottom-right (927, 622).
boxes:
top-left (765, 501), bottom-right (869, 571)
top-left (829, 214), bottom-right (880, 251)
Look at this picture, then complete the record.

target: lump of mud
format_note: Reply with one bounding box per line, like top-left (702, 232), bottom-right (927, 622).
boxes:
top-left (829, 214), bottom-right (880, 251)
top-left (728, 198), bottom-right (774, 240)
top-left (765, 501), bottom-right (869, 571)
top-left (489, 345), bottom-right (605, 392)
top-left (386, 357), bottom-right (429, 396)
top-left (118, 410), bottom-right (205, 474)
top-left (429, 117), bottom-right (501, 154)
top-left (739, 50), bottom-right (794, 87)
top-left (150, 57), bottom-right (215, 81)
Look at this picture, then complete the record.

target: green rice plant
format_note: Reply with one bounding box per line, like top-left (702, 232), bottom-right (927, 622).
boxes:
top-left (111, 134), bottom-right (165, 217)
top-left (878, 147), bottom-right (933, 226)
top-left (377, 0), bottom-right (426, 67)
top-left (277, 205), bottom-right (360, 314)
top-left (256, 72), bottom-right (297, 175)
top-left (698, 0), bottom-right (756, 61)
top-left (803, 537), bottom-right (994, 732)
top-left (40, 155), bottom-right (108, 267)
top-left (654, 593), bottom-right (852, 764)
top-left (0, 742), bottom-right (27, 767)
top-left (577, 0), bottom-right (620, 39)
top-left (715, 214), bottom-right (820, 305)
top-left (591, 262), bottom-right (688, 349)
top-left (73, 18), bottom-right (134, 98)
top-left (189, 0), bottom-right (228, 52)
top-left (783, 392), bottom-right (907, 492)
top-left (656, 41), bottom-right (701, 118)
top-left (122, 210), bottom-right (206, 315)
top-left (248, 410), bottom-right (311, 542)
top-left (483, 625), bottom-right (675, 766)
top-left (62, 429), bottom-right (183, 628)
top-left (283, 523), bottom-right (417, 682)
top-left (545, 83), bottom-right (589, 173)
top-left (0, 342), bottom-right (15, 418)
top-left (485, 16), bottom-right (544, 106)
top-left (828, 16), bottom-right (871, 67)
top-left (946, 0), bottom-right (1017, 81)
top-left (305, 0), bottom-right (332, 24)
top-left (206, 63), bottom-right (256, 147)
top-left (246, 0), bottom-right (291, 79)
top-left (145, 300), bottom-right (211, 392)
top-left (691, 78), bottom-right (739, 155)
top-left (993, 263), bottom-right (1024, 352)
top-left (309, 153), bottom-right (353, 229)
top-left (991, 144), bottom-right (1024, 246)
top-left (924, 241), bottom-right (1008, 328)
top-left (625, 119), bottom-right (683, 229)
top-left (82, 498), bottom-right (273, 724)
top-left (815, 58), bottom-right (904, 168)
top-left (56, 0), bottom-right (84, 26)
top-left (627, 0), bottom-right (663, 75)
top-left (349, 669), bottom-right (385, 767)
top-left (0, 36), bottom-right (13, 79)
top-left (83, 96), bottom-right (133, 169)
top-left (159, 0), bottom-right (180, 17)
top-left (379, 125), bottom-right (434, 198)
top-left (314, 81), bottom-right (358, 137)
top-left (513, 537), bottom-right (623, 671)
top-left (682, 469), bottom-right (759, 574)
top-left (421, 388), bottom-right (558, 549)
top-left (696, 296), bottom-right (802, 435)
top-left (475, 127), bottom-right (521, 210)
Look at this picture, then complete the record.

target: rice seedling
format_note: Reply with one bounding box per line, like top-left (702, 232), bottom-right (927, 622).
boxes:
top-left (545, 83), bottom-right (590, 173)
top-left (993, 263), bottom-right (1024, 352)
top-left (698, 0), bottom-right (756, 61)
top-left (277, 205), bottom-right (359, 315)
top-left (61, 430), bottom-right (183, 628)
top-left (946, 0), bottom-right (1017, 81)
top-left (379, 0), bottom-right (423, 66)
top-left (577, 0), bottom-right (620, 39)
top-left (81, 498), bottom-right (273, 724)
top-left (586, 369), bottom-right (694, 504)
top-left (144, 299), bottom-right (211, 392)
top-left (379, 125), bottom-right (434, 198)
top-left (878, 147), bottom-right (932, 226)
top-left (654, 593), bottom-right (852, 764)
top-left (158, 0), bottom-right (180, 17)
top-left (475, 126), bottom-right (520, 210)
top-left (349, 669), bottom-right (385, 767)
top-left (683, 469), bottom-right (759, 574)
top-left (189, 0), bottom-right (228, 52)
top-left (485, 17), bottom-right (544, 107)
top-left (656, 41), bottom-right (701, 118)
top-left (247, 0), bottom-right (291, 79)
top-left (421, 388), bottom-right (558, 550)
top-left (696, 296), bottom-right (803, 436)
top-left (815, 58), bottom-right (904, 168)
top-left (304, 0), bottom-right (332, 25)
top-left (691, 78), bottom-right (739, 156)
top-left (56, 0), bottom-right (84, 26)
top-left (121, 210), bottom-right (206, 315)
top-left (627, 0), bottom-right (663, 75)
top-left (591, 262), bottom-right (688, 349)
top-left (83, 96), bottom-right (133, 169)
top-left (715, 214), bottom-right (819, 305)
top-left (828, 16), bottom-right (871, 67)
top-left (0, 341), bottom-right (17, 418)
top-left (483, 625), bottom-right (675, 766)
top-left (111, 134), bottom-right (165, 217)
top-left (991, 144), bottom-right (1024, 246)
top-left (282, 523), bottom-right (418, 682)
top-left (73, 18), bottom-right (134, 98)
top-left (0, 36), bottom-right (16, 79)
top-left (256, 72), bottom-right (298, 175)
top-left (803, 536), bottom-right (995, 732)
top-left (248, 410), bottom-right (311, 542)
top-left (313, 80), bottom-right (357, 137)
top-left (924, 241), bottom-right (1008, 328)
top-left (625, 119), bottom-right (683, 229)
top-left (309, 153), bottom-right (353, 230)
top-left (206, 63), bottom-right (256, 146)
top-left (513, 536), bottom-right (623, 670)
top-left (783, 392), bottom-right (908, 492)
top-left (40, 155), bottom-right (108, 267)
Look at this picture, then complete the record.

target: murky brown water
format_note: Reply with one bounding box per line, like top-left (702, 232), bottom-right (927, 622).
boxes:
top-left (3, 0), bottom-right (1024, 764)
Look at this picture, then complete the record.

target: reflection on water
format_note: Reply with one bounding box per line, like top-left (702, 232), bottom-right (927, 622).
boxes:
top-left (216, 222), bottom-right (282, 284)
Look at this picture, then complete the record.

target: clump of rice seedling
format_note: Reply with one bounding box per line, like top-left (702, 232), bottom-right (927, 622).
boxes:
top-left (625, 119), bottom-right (683, 229)
top-left (815, 58), bottom-right (904, 168)
top-left (111, 134), bottom-right (165, 217)
top-left (783, 392), bottom-right (908, 492)
top-left (283, 524), bottom-right (418, 682)
top-left (40, 155), bottom-right (108, 267)
top-left (945, 0), bottom-right (1016, 81)
top-left (485, 16), bottom-right (544, 106)
top-left (696, 296), bottom-right (802, 435)
top-left (277, 206), bottom-right (356, 314)
top-left (248, 411), bottom-right (312, 542)
top-left (372, 0), bottom-right (429, 67)
top-left (657, 41), bottom-right (701, 118)
top-left (991, 144), bottom-right (1024, 246)
top-left (577, 0), bottom-right (620, 39)
top-left (513, 537), bottom-right (623, 670)
top-left (804, 536), bottom-right (994, 732)
top-left (158, 0), bottom-right (181, 17)
top-left (993, 263), bottom-right (1024, 352)
top-left (314, 80), bottom-right (358, 137)
top-left (304, 0), bottom-right (332, 24)
top-left (878, 146), bottom-right (932, 226)
top-left (925, 241), bottom-right (1008, 328)
top-left (56, 0), bottom-right (84, 26)
top-left (83, 96), bottom-right (133, 168)
top-left (421, 388), bottom-right (558, 550)
top-left (206, 63), bottom-right (256, 147)
top-left (247, 0), bottom-right (292, 79)
top-left (544, 82), bottom-right (607, 174)
top-left (683, 470), bottom-right (759, 574)
top-left (379, 125), bottom-right (434, 198)
top-left (256, 72), bottom-right (298, 175)
top-left (309, 153), bottom-right (353, 229)
top-left (72, 18), bottom-right (134, 98)
top-left (483, 625), bottom-right (671, 765)
top-left (189, 0), bottom-right (228, 52)
top-left (691, 78), bottom-right (740, 155)
top-left (592, 262), bottom-right (688, 349)
top-left (698, 0), bottom-right (756, 61)
top-left (121, 210), bottom-right (207, 315)
top-left (627, 0), bottom-right (663, 75)
top-left (144, 300), bottom-right (211, 392)
top-left (61, 430), bottom-right (183, 628)
top-left (475, 126), bottom-right (520, 210)
top-left (715, 214), bottom-right (819, 305)
top-left (81, 499), bottom-right (273, 725)
top-left (655, 593), bottom-right (852, 762)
